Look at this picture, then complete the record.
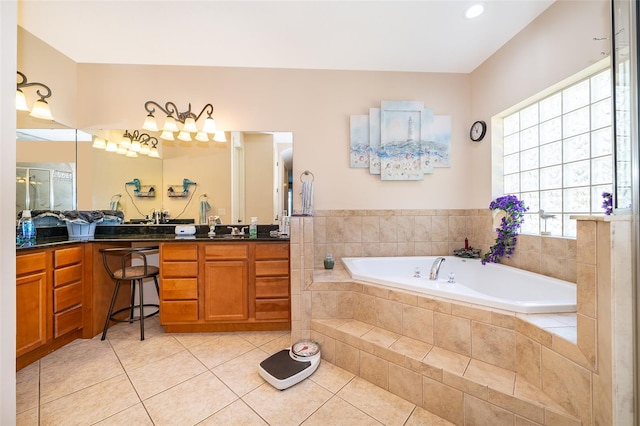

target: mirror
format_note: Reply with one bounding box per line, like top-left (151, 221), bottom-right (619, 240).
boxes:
top-left (76, 129), bottom-right (292, 225)
top-left (16, 111), bottom-right (80, 218)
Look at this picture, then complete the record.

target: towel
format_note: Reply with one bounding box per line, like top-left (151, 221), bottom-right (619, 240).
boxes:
top-left (199, 200), bottom-right (211, 224)
top-left (301, 180), bottom-right (314, 216)
top-left (109, 200), bottom-right (120, 210)
top-left (60, 210), bottom-right (105, 224)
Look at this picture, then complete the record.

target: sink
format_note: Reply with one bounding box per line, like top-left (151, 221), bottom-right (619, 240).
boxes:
top-left (211, 234), bottom-right (246, 239)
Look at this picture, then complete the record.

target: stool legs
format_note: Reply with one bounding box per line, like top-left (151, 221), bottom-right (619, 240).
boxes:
top-left (101, 277), bottom-right (161, 341)
top-left (101, 280), bottom-right (122, 341)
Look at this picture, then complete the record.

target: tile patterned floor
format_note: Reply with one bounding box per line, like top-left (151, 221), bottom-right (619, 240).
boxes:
top-left (16, 318), bottom-right (455, 426)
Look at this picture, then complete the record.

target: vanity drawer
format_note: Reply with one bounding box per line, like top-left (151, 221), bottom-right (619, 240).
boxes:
top-left (255, 260), bottom-right (289, 277)
top-left (256, 277), bottom-right (289, 298)
top-left (54, 246), bottom-right (83, 268)
top-left (204, 244), bottom-right (248, 260)
top-left (161, 300), bottom-right (198, 323)
top-left (54, 281), bottom-right (82, 312)
top-left (255, 299), bottom-right (290, 320)
top-left (54, 263), bottom-right (82, 288)
top-left (161, 244), bottom-right (198, 261)
top-left (16, 251), bottom-right (47, 276)
top-left (255, 243), bottom-right (289, 260)
top-left (162, 262), bottom-right (198, 278)
top-left (54, 305), bottom-right (82, 338)
top-left (162, 278), bottom-right (198, 300)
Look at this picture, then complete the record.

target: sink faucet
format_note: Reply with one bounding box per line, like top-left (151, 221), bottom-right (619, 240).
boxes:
top-left (429, 257), bottom-right (446, 280)
top-left (227, 226), bottom-right (247, 236)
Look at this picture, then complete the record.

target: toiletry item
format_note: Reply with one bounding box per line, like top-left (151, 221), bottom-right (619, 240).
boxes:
top-left (281, 216), bottom-right (290, 236)
top-left (249, 217), bottom-right (258, 238)
top-left (324, 253), bottom-right (335, 270)
top-left (20, 210), bottom-right (36, 243)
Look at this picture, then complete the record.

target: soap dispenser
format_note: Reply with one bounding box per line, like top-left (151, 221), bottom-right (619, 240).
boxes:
top-left (249, 217), bottom-right (258, 238)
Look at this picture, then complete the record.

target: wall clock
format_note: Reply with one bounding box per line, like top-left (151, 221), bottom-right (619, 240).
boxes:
top-left (470, 120), bottom-right (487, 142)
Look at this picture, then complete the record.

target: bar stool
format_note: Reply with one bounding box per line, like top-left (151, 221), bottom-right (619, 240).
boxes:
top-left (100, 246), bottom-right (160, 341)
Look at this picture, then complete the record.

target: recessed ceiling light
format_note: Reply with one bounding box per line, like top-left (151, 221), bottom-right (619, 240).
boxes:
top-left (465, 4), bottom-right (485, 19)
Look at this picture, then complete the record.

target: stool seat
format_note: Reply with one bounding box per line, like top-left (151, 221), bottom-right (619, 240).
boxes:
top-left (100, 246), bottom-right (160, 341)
top-left (113, 265), bottom-right (160, 280)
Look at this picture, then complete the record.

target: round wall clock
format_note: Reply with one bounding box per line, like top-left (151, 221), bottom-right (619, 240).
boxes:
top-left (470, 120), bottom-right (487, 142)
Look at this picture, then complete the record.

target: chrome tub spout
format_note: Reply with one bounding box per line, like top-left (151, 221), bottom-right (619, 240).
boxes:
top-left (429, 257), bottom-right (446, 280)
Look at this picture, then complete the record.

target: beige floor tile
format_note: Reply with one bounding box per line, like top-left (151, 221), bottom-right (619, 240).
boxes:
top-left (309, 360), bottom-right (355, 394)
top-left (404, 406), bottom-right (456, 426)
top-left (337, 377), bottom-right (415, 426)
top-left (302, 396), bottom-right (383, 425)
top-left (39, 339), bottom-right (124, 404)
top-left (144, 371), bottom-right (238, 426)
top-left (94, 402), bottom-right (154, 425)
top-left (213, 348), bottom-right (271, 396)
top-left (170, 331), bottom-right (228, 348)
top-left (338, 319), bottom-right (375, 337)
top-left (423, 346), bottom-right (470, 376)
top-left (39, 374), bottom-right (139, 426)
top-left (110, 334), bottom-right (185, 371)
top-left (16, 407), bottom-right (38, 426)
top-left (127, 349), bottom-right (207, 400)
top-left (240, 330), bottom-right (290, 346)
top-left (260, 333), bottom-right (294, 355)
top-left (464, 359), bottom-right (515, 395)
top-left (16, 361), bottom-right (39, 414)
top-left (197, 399), bottom-right (268, 425)
top-left (189, 334), bottom-right (257, 368)
top-left (243, 380), bottom-right (332, 426)
top-left (361, 327), bottom-right (401, 348)
top-left (103, 315), bottom-right (165, 341)
top-left (390, 336), bottom-right (433, 360)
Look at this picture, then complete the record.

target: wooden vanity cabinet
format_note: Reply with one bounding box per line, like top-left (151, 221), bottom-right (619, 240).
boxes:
top-left (16, 244), bottom-right (84, 370)
top-left (159, 243), bottom-right (199, 323)
top-left (159, 241), bottom-right (290, 332)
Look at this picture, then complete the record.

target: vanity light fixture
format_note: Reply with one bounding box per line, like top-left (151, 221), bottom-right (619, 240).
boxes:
top-left (142, 100), bottom-right (219, 142)
top-left (16, 71), bottom-right (54, 120)
top-left (93, 129), bottom-right (160, 159)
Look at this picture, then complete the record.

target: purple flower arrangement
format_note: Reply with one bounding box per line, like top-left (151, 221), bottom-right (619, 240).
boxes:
top-left (602, 192), bottom-right (613, 215)
top-left (482, 195), bottom-right (528, 265)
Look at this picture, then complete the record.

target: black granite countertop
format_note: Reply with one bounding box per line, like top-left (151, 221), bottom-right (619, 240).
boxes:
top-left (16, 224), bottom-right (289, 251)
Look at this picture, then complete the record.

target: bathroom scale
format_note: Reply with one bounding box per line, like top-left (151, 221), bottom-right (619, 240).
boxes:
top-left (258, 340), bottom-right (321, 390)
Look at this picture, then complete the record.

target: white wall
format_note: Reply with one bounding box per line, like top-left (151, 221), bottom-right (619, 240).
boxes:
top-left (2, 2), bottom-right (17, 424)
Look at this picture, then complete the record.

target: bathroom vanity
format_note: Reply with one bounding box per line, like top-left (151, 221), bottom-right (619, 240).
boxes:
top-left (15, 225), bottom-right (290, 369)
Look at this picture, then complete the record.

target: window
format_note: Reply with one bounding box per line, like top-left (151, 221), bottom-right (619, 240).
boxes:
top-left (502, 68), bottom-right (612, 237)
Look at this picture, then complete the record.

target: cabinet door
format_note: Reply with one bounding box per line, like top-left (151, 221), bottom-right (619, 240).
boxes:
top-left (16, 271), bottom-right (48, 357)
top-left (204, 260), bottom-right (248, 321)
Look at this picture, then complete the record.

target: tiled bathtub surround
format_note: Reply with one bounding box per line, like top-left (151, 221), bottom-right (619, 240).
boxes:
top-left (288, 211), bottom-right (633, 426)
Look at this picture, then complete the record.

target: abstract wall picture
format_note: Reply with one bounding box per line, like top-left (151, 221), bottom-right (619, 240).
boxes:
top-left (369, 108), bottom-right (381, 175)
top-left (349, 115), bottom-right (370, 168)
top-left (349, 100), bottom-right (450, 181)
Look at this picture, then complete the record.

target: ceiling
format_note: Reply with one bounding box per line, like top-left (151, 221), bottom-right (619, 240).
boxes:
top-left (18, 0), bottom-right (555, 74)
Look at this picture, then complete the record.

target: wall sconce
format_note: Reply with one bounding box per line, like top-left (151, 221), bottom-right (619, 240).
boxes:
top-left (92, 130), bottom-right (160, 159)
top-left (16, 71), bottom-right (54, 120)
top-left (142, 100), bottom-right (222, 142)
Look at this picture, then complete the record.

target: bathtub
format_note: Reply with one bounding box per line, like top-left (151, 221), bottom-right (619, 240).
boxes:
top-left (341, 256), bottom-right (576, 314)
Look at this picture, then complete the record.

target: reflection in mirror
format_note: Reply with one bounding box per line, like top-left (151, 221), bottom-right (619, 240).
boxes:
top-left (15, 120), bottom-right (86, 218)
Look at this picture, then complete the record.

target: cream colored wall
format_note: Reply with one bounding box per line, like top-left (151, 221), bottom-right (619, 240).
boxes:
top-left (245, 133), bottom-right (275, 224)
top-left (469, 0), bottom-right (610, 201)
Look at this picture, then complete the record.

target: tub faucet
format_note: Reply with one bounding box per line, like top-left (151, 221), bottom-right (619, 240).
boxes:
top-left (429, 257), bottom-right (446, 280)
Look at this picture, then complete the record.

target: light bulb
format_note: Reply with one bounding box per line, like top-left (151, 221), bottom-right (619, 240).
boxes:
top-left (29, 99), bottom-right (53, 120)
top-left (142, 114), bottom-right (158, 132)
top-left (213, 131), bottom-right (227, 142)
top-left (16, 90), bottom-right (29, 111)
top-left (105, 141), bottom-right (118, 152)
top-left (177, 130), bottom-right (192, 142)
top-left (203, 116), bottom-right (216, 134)
top-left (162, 115), bottom-right (179, 132)
top-left (126, 150), bottom-right (138, 157)
top-left (92, 137), bottom-right (106, 149)
top-left (140, 143), bottom-right (151, 155)
top-left (130, 140), bottom-right (142, 152)
top-left (160, 130), bottom-right (175, 141)
top-left (195, 131), bottom-right (209, 142)
top-left (116, 146), bottom-right (128, 155)
top-left (183, 117), bottom-right (198, 133)
top-left (120, 136), bottom-right (132, 149)
top-left (149, 147), bottom-right (160, 158)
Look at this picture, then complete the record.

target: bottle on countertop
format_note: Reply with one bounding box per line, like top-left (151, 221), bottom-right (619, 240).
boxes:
top-left (19, 210), bottom-right (36, 244)
top-left (249, 217), bottom-right (258, 238)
